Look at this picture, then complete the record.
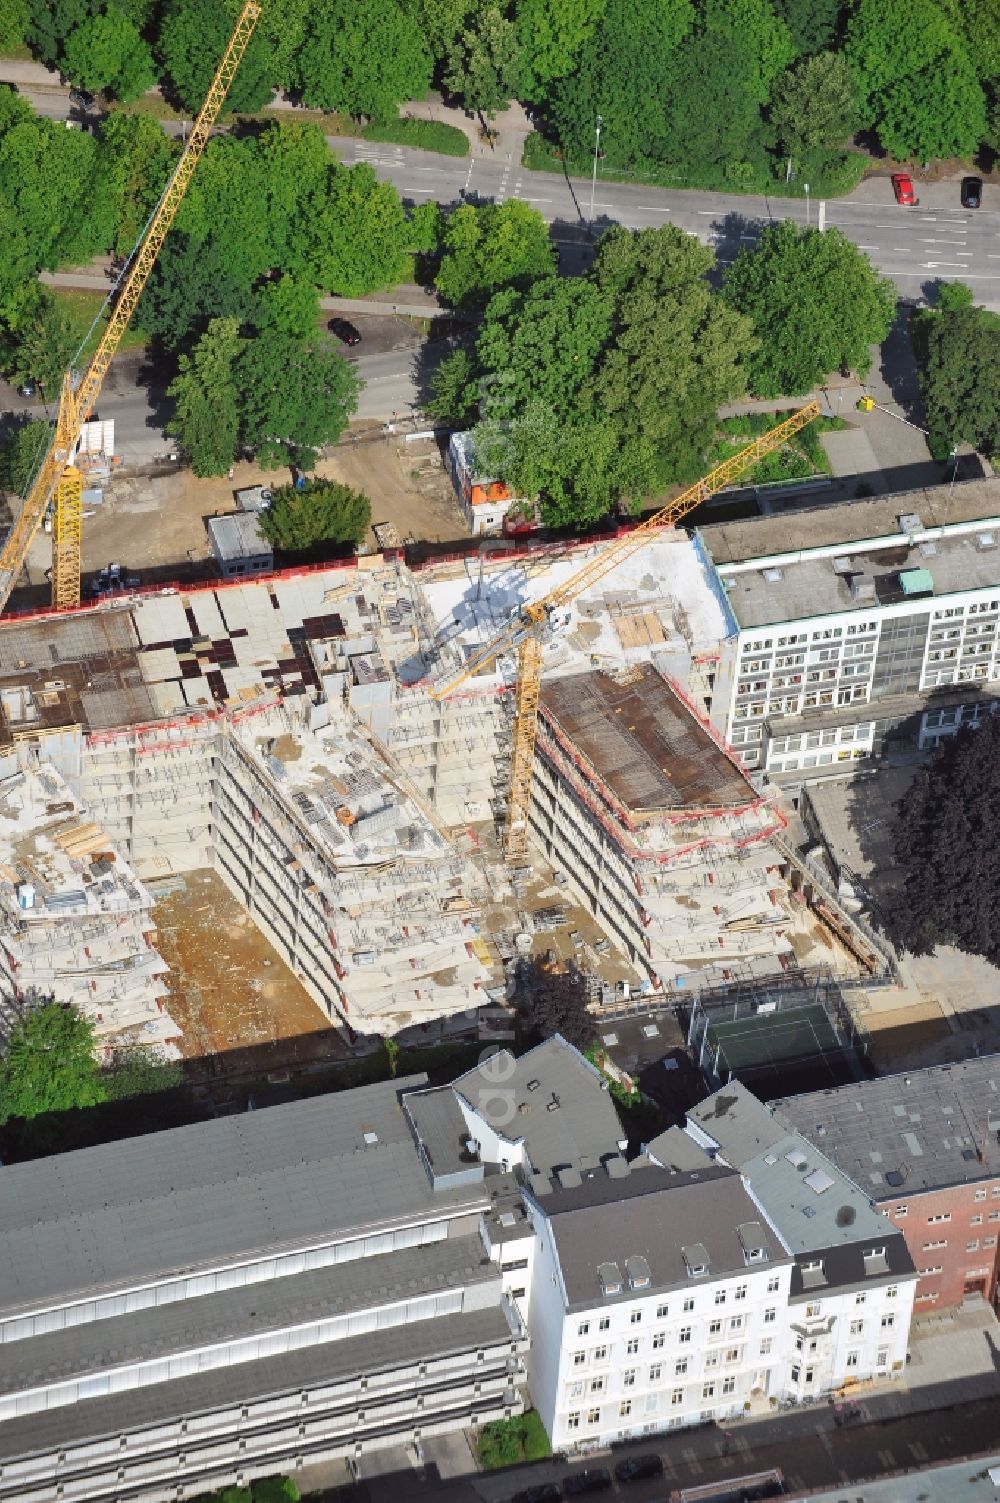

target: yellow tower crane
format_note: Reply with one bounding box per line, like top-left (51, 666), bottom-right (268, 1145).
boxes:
top-left (0, 0), bottom-right (262, 616)
top-left (432, 401), bottom-right (821, 865)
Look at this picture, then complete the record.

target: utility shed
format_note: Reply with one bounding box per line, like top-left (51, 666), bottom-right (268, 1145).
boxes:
top-left (207, 512), bottom-right (273, 580)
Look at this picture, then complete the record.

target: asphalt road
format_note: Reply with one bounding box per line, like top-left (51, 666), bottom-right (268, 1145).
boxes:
top-left (14, 77), bottom-right (1000, 306)
top-left (0, 313), bottom-right (445, 454)
top-left (463, 1390), bottom-right (1000, 1503)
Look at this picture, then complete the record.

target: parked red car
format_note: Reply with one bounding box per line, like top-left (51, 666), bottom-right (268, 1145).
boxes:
top-left (891, 173), bottom-right (916, 205)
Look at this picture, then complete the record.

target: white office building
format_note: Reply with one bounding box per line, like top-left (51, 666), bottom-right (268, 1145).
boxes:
top-left (699, 482), bottom-right (1000, 784)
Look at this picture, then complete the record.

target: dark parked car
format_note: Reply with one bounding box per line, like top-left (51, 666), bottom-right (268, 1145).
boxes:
top-left (563, 1469), bottom-right (612, 1496)
top-left (329, 317), bottom-right (361, 346)
top-left (615, 1455), bottom-right (664, 1484)
top-left (961, 175), bottom-right (983, 208)
top-left (512, 1485), bottom-right (562, 1503)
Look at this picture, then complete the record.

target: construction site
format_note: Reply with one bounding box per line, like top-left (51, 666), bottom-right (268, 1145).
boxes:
top-left (0, 13), bottom-right (878, 1063)
top-left (0, 526), bottom-right (874, 1056)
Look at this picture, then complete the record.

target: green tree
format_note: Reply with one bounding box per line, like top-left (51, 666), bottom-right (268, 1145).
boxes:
top-left (0, 416), bottom-right (51, 496)
top-left (887, 713), bottom-right (1000, 961)
top-left (935, 281), bottom-right (975, 311)
top-left (0, 0), bottom-right (29, 52)
top-left (312, 163), bottom-right (413, 296)
top-left (0, 1002), bottom-right (106, 1126)
top-left (443, 5), bottom-right (523, 120)
top-left (259, 477), bottom-right (371, 551)
top-left (99, 111), bottom-right (178, 256)
top-left (157, 0), bottom-right (274, 115)
top-left (251, 1479), bottom-right (300, 1503)
top-left (407, 199), bottom-right (442, 256)
top-left (920, 306), bottom-right (1000, 457)
top-left (473, 277), bottom-right (614, 424)
top-left (236, 330), bottom-right (362, 469)
top-left (723, 222), bottom-right (895, 396)
top-left (0, 107), bottom-right (113, 295)
top-left (845, 0), bottom-right (985, 161)
top-left (166, 315), bottom-right (243, 476)
top-left (0, 281), bottom-right (79, 391)
top-left (770, 51), bottom-right (861, 152)
top-left (662, 33), bottom-right (772, 173)
top-left (428, 348), bottom-right (480, 426)
top-left (382, 1036), bottom-right (400, 1077)
top-left (253, 274), bottom-right (320, 339)
top-left (514, 0), bottom-right (608, 94)
top-left (62, 6), bottom-right (156, 100)
top-left (434, 200), bottom-right (556, 309)
top-left (141, 235), bottom-right (257, 349)
top-left (546, 0), bottom-right (695, 163)
top-left (588, 225), bottom-right (754, 485)
top-left (772, 0), bottom-right (843, 54)
top-left (291, 0), bottom-right (432, 119)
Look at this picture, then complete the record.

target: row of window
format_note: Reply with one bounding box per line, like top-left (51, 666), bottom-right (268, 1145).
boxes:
top-left (567, 1377), bottom-right (740, 1430)
top-left (575, 1282), bottom-right (780, 1338)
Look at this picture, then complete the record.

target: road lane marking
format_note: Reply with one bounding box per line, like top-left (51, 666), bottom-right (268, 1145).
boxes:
top-left (891, 247), bottom-right (911, 252)
top-left (634, 204), bottom-right (671, 211)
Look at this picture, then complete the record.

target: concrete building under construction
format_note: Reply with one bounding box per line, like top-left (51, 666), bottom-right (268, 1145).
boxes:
top-left (530, 665), bottom-right (798, 990)
top-left (0, 530), bottom-right (857, 1049)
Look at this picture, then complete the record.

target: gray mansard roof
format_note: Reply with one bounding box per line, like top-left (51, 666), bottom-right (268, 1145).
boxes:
top-left (531, 1161), bottom-right (789, 1308)
top-left (0, 1074), bottom-right (485, 1318)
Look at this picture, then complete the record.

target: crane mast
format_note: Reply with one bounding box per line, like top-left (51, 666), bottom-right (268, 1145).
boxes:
top-left (432, 401), bottom-right (821, 863)
top-left (0, 0), bottom-right (262, 615)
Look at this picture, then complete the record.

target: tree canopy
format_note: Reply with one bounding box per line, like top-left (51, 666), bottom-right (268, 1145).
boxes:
top-left (259, 478), bottom-right (372, 551)
top-left (845, 0), bottom-right (986, 161)
top-left (0, 1002), bottom-right (105, 1127)
top-left (434, 200), bottom-right (556, 310)
top-left (918, 304), bottom-right (1000, 460)
top-left (887, 714), bottom-right (1000, 963)
top-left (166, 315), bottom-right (243, 476)
top-left (770, 52), bottom-right (860, 153)
top-left (723, 222), bottom-right (895, 396)
top-left (445, 224), bottom-right (753, 528)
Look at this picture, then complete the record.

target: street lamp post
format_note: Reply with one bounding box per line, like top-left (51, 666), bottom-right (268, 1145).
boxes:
top-left (589, 114), bottom-right (603, 228)
top-left (804, 182), bottom-right (810, 228)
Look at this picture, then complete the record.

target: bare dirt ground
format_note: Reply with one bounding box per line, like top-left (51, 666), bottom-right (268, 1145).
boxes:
top-left (150, 869), bottom-right (339, 1064)
top-left (16, 430), bottom-right (466, 603)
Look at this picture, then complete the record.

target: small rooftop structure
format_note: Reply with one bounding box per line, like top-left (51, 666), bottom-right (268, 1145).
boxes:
top-left (451, 1035), bottom-right (626, 1177)
top-left (782, 1054), bottom-right (1000, 1197)
top-left (539, 666), bottom-right (752, 817)
top-left (234, 484), bottom-right (272, 513)
top-left (207, 512), bottom-right (273, 580)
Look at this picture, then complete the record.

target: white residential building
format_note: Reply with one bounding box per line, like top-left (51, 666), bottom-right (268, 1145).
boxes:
top-left (699, 482), bottom-right (1000, 784)
top-left (678, 1081), bottom-right (917, 1397)
top-left (521, 1160), bottom-right (794, 1450)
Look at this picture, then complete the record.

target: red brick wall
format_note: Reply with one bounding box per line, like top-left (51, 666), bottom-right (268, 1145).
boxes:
top-left (882, 1178), bottom-right (1000, 1310)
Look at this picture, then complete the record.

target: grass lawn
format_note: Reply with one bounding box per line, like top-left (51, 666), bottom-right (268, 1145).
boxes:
top-left (50, 288), bottom-right (149, 361)
top-left (477, 1412), bottom-right (551, 1470)
top-left (521, 131), bottom-right (866, 201)
top-left (362, 118), bottom-right (469, 156)
top-left (705, 409), bottom-right (849, 485)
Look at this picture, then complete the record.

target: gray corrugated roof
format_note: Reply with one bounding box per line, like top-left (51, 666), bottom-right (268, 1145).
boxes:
top-left (782, 1055), bottom-right (1000, 1196)
top-left (453, 1035), bottom-right (625, 1175)
top-left (687, 1082), bottom-right (899, 1255)
top-left (0, 1305), bottom-right (516, 1462)
top-left (533, 1163), bottom-right (788, 1306)
top-left (0, 1235), bottom-right (495, 1398)
top-left (0, 1076), bottom-right (485, 1317)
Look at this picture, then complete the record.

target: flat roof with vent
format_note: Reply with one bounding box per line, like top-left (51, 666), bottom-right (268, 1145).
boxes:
top-left (783, 1055), bottom-right (1000, 1197)
top-left (700, 482), bottom-right (1000, 628)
